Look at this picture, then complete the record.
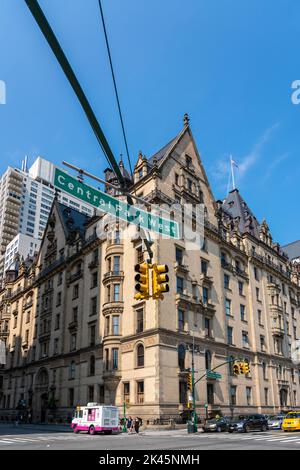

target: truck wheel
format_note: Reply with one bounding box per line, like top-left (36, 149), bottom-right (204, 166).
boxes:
top-left (89, 425), bottom-right (96, 435)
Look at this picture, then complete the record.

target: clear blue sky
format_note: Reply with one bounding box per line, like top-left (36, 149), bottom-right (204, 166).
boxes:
top-left (0, 0), bottom-right (299, 246)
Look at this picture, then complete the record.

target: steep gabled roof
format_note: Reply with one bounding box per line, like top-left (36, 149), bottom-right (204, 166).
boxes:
top-left (57, 203), bottom-right (91, 239)
top-left (148, 135), bottom-right (179, 167)
top-left (222, 189), bottom-right (260, 238)
top-left (282, 240), bottom-right (300, 261)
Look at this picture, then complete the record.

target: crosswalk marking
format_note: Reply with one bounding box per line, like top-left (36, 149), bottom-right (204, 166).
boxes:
top-left (0, 430), bottom-right (300, 447)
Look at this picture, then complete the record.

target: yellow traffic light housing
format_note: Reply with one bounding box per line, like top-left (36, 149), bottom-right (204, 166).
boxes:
top-left (187, 373), bottom-right (193, 391)
top-left (242, 362), bottom-right (250, 375)
top-left (233, 362), bottom-right (240, 375)
top-left (152, 264), bottom-right (169, 300)
top-left (134, 263), bottom-right (150, 300)
top-left (186, 373), bottom-right (193, 408)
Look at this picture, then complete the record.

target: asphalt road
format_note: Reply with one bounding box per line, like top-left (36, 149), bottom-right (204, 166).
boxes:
top-left (0, 424), bottom-right (300, 450)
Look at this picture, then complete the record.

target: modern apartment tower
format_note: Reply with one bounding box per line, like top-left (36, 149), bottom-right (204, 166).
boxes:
top-left (0, 157), bottom-right (95, 278)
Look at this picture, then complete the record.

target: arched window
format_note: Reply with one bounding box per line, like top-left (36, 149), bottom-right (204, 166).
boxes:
top-left (178, 344), bottom-right (186, 371)
top-left (205, 350), bottom-right (212, 371)
top-left (89, 355), bottom-right (95, 376)
top-left (137, 344), bottom-right (144, 368)
top-left (69, 361), bottom-right (76, 380)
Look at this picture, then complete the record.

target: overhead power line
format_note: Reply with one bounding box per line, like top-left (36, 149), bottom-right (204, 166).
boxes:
top-left (97, 0), bottom-right (133, 178)
top-left (24, 0), bottom-right (126, 188)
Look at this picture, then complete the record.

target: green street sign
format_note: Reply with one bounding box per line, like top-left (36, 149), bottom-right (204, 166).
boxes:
top-left (206, 371), bottom-right (222, 380)
top-left (54, 168), bottom-right (180, 239)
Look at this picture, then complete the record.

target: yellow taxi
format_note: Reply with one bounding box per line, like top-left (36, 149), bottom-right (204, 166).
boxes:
top-left (282, 412), bottom-right (300, 432)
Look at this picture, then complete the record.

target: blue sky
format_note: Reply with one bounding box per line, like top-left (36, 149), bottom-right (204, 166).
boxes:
top-left (0, 0), bottom-right (299, 245)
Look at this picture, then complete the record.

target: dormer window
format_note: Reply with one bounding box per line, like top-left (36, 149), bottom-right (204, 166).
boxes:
top-left (185, 155), bottom-right (192, 168)
top-left (138, 168), bottom-right (143, 179)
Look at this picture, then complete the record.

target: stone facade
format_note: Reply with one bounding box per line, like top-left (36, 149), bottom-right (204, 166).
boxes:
top-left (0, 117), bottom-right (300, 423)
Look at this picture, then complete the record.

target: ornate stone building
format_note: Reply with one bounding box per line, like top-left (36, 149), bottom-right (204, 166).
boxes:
top-left (0, 116), bottom-right (300, 423)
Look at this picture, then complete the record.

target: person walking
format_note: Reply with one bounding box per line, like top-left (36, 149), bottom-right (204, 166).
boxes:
top-left (134, 417), bottom-right (141, 434)
top-left (127, 416), bottom-right (133, 434)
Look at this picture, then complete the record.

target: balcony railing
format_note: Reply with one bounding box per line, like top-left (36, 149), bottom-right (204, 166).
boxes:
top-left (67, 270), bottom-right (83, 285)
top-left (37, 256), bottom-right (65, 281)
top-left (88, 259), bottom-right (99, 270)
top-left (103, 270), bottom-right (124, 280)
top-left (272, 325), bottom-right (285, 336)
top-left (68, 320), bottom-right (78, 330)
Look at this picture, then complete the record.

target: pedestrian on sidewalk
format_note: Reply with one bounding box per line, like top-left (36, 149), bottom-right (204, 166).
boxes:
top-left (127, 416), bottom-right (133, 434)
top-left (134, 417), bottom-right (141, 434)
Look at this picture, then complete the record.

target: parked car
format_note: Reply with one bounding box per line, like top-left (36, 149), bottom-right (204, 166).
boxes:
top-left (282, 411), bottom-right (300, 432)
top-left (228, 414), bottom-right (268, 433)
top-left (203, 417), bottom-right (230, 433)
top-left (267, 414), bottom-right (285, 430)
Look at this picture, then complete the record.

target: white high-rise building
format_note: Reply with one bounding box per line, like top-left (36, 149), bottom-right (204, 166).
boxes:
top-left (20, 156), bottom-right (94, 240)
top-left (0, 156), bottom-right (95, 275)
top-left (4, 233), bottom-right (41, 272)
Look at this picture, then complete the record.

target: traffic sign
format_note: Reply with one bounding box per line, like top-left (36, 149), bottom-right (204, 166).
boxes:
top-left (54, 168), bottom-right (179, 239)
top-left (206, 370), bottom-right (222, 380)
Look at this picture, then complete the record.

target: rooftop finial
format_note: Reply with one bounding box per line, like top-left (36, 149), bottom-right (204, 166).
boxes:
top-left (119, 153), bottom-right (124, 167)
top-left (183, 113), bottom-right (190, 126)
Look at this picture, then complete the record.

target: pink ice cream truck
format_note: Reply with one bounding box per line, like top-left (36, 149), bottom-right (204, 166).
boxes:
top-left (71, 403), bottom-right (120, 435)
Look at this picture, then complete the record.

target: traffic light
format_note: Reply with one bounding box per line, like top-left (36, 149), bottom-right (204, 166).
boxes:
top-left (134, 263), bottom-right (150, 300)
top-left (187, 373), bottom-right (193, 391)
top-left (233, 362), bottom-right (240, 375)
top-left (187, 374), bottom-right (193, 408)
top-left (152, 264), bottom-right (169, 299)
top-left (239, 362), bottom-right (245, 375)
top-left (240, 361), bottom-right (250, 375)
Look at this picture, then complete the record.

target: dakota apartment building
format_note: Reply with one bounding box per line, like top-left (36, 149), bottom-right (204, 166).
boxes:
top-left (0, 116), bottom-right (300, 422)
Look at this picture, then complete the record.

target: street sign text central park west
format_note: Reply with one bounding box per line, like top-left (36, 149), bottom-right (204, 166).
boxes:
top-left (54, 168), bottom-right (180, 239)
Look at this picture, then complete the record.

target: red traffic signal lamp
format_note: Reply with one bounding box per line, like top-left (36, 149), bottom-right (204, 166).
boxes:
top-left (134, 263), bottom-right (150, 300)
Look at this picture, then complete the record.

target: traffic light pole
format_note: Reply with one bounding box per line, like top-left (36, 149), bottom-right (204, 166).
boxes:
top-left (122, 401), bottom-right (127, 433)
top-left (191, 356), bottom-right (247, 425)
top-left (191, 333), bottom-right (197, 433)
top-left (24, 0), bottom-right (155, 263)
top-left (194, 357), bottom-right (239, 387)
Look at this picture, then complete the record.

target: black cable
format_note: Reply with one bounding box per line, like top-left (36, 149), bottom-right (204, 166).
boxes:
top-left (24, 0), bottom-right (126, 184)
top-left (98, 0), bottom-right (133, 178)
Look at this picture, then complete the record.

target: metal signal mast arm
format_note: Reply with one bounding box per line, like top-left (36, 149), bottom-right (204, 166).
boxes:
top-left (24, 0), bottom-right (126, 188)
